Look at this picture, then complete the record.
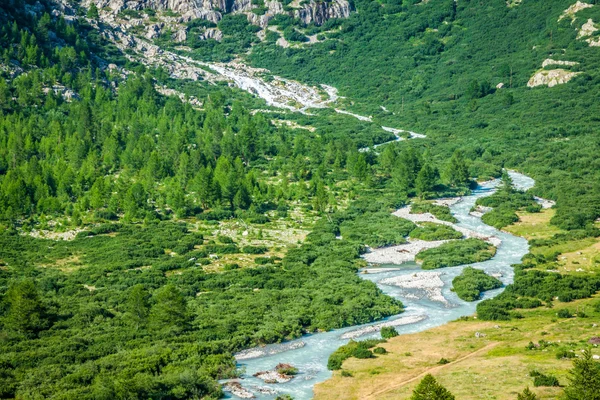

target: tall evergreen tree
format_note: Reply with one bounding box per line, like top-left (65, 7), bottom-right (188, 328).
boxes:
top-left (563, 350), bottom-right (600, 400)
top-left (2, 279), bottom-right (48, 336)
top-left (416, 163), bottom-right (438, 198)
top-left (149, 284), bottom-right (189, 333)
top-left (125, 284), bottom-right (150, 329)
top-left (444, 150), bottom-right (470, 187)
top-left (411, 374), bottom-right (455, 400)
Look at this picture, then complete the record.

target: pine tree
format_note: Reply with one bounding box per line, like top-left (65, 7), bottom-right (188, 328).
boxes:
top-left (563, 350), bottom-right (600, 400)
top-left (222, 170), bottom-right (239, 209)
top-left (124, 182), bottom-right (146, 220)
top-left (517, 387), bottom-right (538, 400)
top-left (416, 163), bottom-right (438, 198)
top-left (125, 285), bottom-right (150, 328)
top-left (399, 147), bottom-right (422, 187)
top-left (3, 279), bottom-right (48, 336)
top-left (500, 171), bottom-right (514, 193)
top-left (411, 374), bottom-right (455, 400)
top-left (379, 146), bottom-right (397, 175)
top-left (149, 284), bottom-right (189, 333)
top-left (192, 166), bottom-right (217, 208)
top-left (313, 180), bottom-right (328, 212)
top-left (87, 3), bottom-right (99, 20)
top-left (444, 150), bottom-right (470, 187)
top-left (353, 153), bottom-right (369, 181)
top-left (233, 185), bottom-right (251, 210)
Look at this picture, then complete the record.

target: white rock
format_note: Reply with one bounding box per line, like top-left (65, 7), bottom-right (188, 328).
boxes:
top-left (558, 1), bottom-right (593, 22)
top-left (527, 69), bottom-right (582, 88)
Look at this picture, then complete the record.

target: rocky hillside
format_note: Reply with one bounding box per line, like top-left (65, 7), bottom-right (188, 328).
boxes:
top-left (81, 0), bottom-right (350, 46)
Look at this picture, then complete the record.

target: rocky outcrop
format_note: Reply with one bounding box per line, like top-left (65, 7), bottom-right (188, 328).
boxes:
top-left (200, 27), bottom-right (223, 41)
top-left (294, 0), bottom-right (350, 26)
top-left (578, 18), bottom-right (598, 38)
top-left (85, 0), bottom-right (350, 28)
top-left (173, 27), bottom-right (187, 42)
top-left (558, 1), bottom-right (593, 22)
top-left (145, 23), bottom-right (163, 39)
top-left (527, 69), bottom-right (582, 88)
top-left (222, 381), bottom-right (255, 399)
top-left (253, 364), bottom-right (297, 383)
top-left (541, 58), bottom-right (579, 68)
top-left (245, 1), bottom-right (285, 27)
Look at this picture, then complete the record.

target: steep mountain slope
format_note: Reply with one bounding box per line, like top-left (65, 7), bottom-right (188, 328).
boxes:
top-left (1, 0), bottom-right (600, 399)
top-left (248, 0), bottom-right (600, 230)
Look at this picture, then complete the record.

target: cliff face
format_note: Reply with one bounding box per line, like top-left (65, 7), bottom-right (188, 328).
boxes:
top-left (294, 0), bottom-right (351, 26)
top-left (85, 0), bottom-right (351, 26)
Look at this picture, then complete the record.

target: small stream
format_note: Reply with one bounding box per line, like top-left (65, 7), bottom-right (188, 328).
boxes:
top-left (225, 172), bottom-right (535, 399)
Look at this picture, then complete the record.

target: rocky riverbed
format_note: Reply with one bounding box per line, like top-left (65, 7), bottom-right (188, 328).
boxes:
top-left (380, 272), bottom-right (449, 305)
top-left (363, 204), bottom-right (501, 266)
top-left (340, 314), bottom-right (428, 340)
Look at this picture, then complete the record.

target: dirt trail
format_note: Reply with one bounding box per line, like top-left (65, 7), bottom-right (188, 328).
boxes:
top-left (363, 342), bottom-right (499, 399)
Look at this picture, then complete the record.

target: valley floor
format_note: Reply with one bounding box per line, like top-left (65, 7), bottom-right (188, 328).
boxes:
top-left (315, 209), bottom-right (600, 400)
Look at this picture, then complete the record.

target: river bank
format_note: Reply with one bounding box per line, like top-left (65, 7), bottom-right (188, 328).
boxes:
top-left (224, 172), bottom-right (535, 400)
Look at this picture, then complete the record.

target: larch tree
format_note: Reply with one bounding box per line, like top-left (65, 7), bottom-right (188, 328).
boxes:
top-left (411, 374), bottom-right (455, 400)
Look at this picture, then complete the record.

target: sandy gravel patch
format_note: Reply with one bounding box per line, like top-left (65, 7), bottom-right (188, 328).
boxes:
top-left (363, 239), bottom-right (449, 265)
top-left (534, 196), bottom-right (556, 209)
top-left (340, 314), bottom-right (428, 340)
top-left (433, 197), bottom-right (462, 207)
top-left (380, 271), bottom-right (448, 304)
top-left (235, 341), bottom-right (306, 361)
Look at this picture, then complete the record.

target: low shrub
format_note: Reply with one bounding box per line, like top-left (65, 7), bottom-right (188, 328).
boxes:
top-left (380, 326), bottom-right (399, 339)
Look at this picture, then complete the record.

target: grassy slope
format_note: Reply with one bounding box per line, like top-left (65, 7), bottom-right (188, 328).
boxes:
top-left (315, 209), bottom-right (600, 399)
top-left (314, 299), bottom-right (599, 399)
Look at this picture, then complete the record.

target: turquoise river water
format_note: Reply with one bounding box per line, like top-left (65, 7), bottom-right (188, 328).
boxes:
top-left (225, 172), bottom-right (535, 399)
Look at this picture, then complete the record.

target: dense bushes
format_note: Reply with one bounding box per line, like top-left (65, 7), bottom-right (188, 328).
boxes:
top-left (242, 245), bottom-right (268, 254)
top-left (416, 239), bottom-right (496, 270)
top-left (327, 339), bottom-right (383, 370)
top-left (452, 267), bottom-right (502, 301)
top-left (340, 212), bottom-right (415, 248)
top-left (477, 269), bottom-right (600, 320)
top-left (476, 175), bottom-right (540, 229)
top-left (410, 222), bottom-right (463, 241)
top-left (380, 326), bottom-right (399, 339)
top-left (530, 370), bottom-right (560, 387)
top-left (411, 203), bottom-right (457, 223)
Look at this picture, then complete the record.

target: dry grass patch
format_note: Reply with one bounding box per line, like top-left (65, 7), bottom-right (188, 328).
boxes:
top-left (39, 254), bottom-right (84, 273)
top-left (504, 209), bottom-right (563, 240)
top-left (556, 240), bottom-right (600, 273)
top-left (315, 298), bottom-right (600, 400)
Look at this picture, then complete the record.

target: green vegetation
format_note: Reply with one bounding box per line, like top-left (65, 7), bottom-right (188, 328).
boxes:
top-left (327, 339), bottom-right (384, 370)
top-left (529, 369), bottom-right (560, 387)
top-left (411, 202), bottom-right (458, 223)
top-left (4, 0), bottom-right (600, 398)
top-left (416, 239), bottom-right (496, 270)
top-left (166, 14), bottom-right (261, 62)
top-left (410, 374), bottom-right (455, 400)
top-left (380, 326), bottom-right (399, 339)
top-left (410, 222), bottom-right (463, 241)
top-left (275, 364), bottom-right (299, 375)
top-left (517, 387), bottom-right (538, 400)
top-left (452, 267), bottom-right (503, 302)
top-left (477, 265), bottom-right (600, 321)
top-left (250, 0), bottom-right (600, 232)
top-left (563, 350), bottom-right (600, 400)
top-left (476, 172), bottom-right (540, 229)
top-left (340, 212), bottom-right (415, 247)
